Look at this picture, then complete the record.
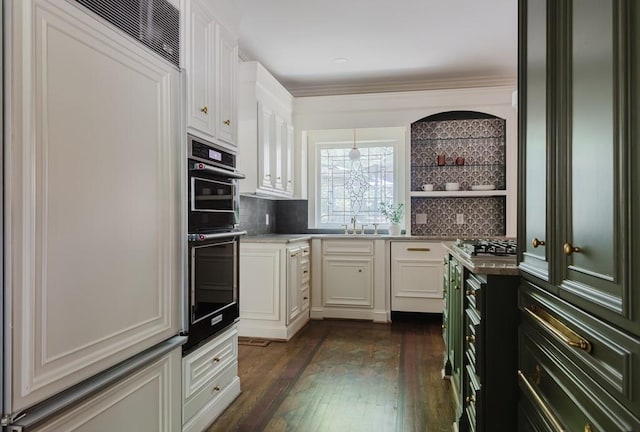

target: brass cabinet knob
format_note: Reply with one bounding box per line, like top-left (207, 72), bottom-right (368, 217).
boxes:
top-left (584, 423), bottom-right (593, 432)
top-left (442, 323), bottom-right (447, 329)
top-left (223, 119), bottom-right (231, 126)
top-left (212, 357), bottom-right (220, 363)
top-left (200, 106), bottom-right (208, 114)
top-left (466, 290), bottom-right (476, 296)
top-left (564, 242), bottom-right (581, 256)
top-left (303, 296), bottom-right (308, 300)
top-left (465, 395), bottom-right (475, 404)
top-left (466, 335), bottom-right (475, 343)
top-left (213, 385), bottom-right (221, 392)
top-left (532, 238), bottom-right (545, 248)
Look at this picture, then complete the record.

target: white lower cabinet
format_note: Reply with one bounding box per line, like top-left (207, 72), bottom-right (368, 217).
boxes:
top-left (32, 348), bottom-right (182, 432)
top-left (239, 241), bottom-right (310, 340)
top-left (182, 325), bottom-right (241, 432)
top-left (312, 239), bottom-right (387, 322)
top-left (390, 242), bottom-right (447, 313)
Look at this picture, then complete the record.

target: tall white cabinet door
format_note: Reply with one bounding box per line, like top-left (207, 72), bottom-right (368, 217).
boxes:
top-left (286, 248), bottom-right (301, 324)
top-left (7, 0), bottom-right (181, 411)
top-left (186, 0), bottom-right (216, 138)
top-left (215, 24), bottom-right (238, 147)
top-left (258, 102), bottom-right (274, 189)
top-left (32, 349), bottom-right (182, 432)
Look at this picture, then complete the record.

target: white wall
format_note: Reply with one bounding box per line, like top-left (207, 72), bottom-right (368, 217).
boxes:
top-left (293, 86), bottom-right (518, 237)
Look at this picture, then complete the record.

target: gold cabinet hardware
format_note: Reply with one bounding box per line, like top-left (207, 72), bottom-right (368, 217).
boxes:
top-left (584, 423), bottom-right (593, 432)
top-left (563, 242), bottom-right (581, 255)
top-left (200, 106), bottom-right (208, 114)
top-left (213, 385), bottom-right (221, 392)
top-left (303, 296), bottom-right (308, 300)
top-left (465, 395), bottom-right (475, 404)
top-left (518, 370), bottom-right (565, 431)
top-left (407, 247), bottom-right (431, 252)
top-left (532, 238), bottom-right (546, 248)
top-left (442, 323), bottom-right (447, 329)
top-left (524, 306), bottom-right (592, 353)
top-left (466, 290), bottom-right (476, 296)
top-left (212, 357), bottom-right (220, 363)
top-left (223, 119), bottom-right (231, 126)
top-left (358, 269), bottom-right (362, 273)
top-left (303, 270), bottom-right (309, 274)
top-left (465, 335), bottom-right (475, 343)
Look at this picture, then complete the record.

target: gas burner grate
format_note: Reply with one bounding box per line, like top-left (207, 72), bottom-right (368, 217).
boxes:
top-left (457, 239), bottom-right (517, 257)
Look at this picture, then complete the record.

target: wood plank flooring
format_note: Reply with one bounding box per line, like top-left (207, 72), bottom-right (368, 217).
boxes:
top-left (208, 316), bottom-right (455, 432)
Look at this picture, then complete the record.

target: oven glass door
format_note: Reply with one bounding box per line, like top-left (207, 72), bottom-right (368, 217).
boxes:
top-left (189, 175), bottom-right (238, 232)
top-left (191, 238), bottom-right (237, 324)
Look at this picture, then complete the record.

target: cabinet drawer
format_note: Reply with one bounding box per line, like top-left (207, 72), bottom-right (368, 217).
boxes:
top-left (301, 259), bottom-right (310, 284)
top-left (183, 360), bottom-right (238, 422)
top-left (301, 285), bottom-right (310, 310)
top-left (391, 241), bottom-right (445, 259)
top-left (183, 326), bottom-right (238, 400)
top-left (322, 240), bottom-right (374, 255)
top-left (520, 281), bottom-right (640, 416)
top-left (519, 320), bottom-right (640, 432)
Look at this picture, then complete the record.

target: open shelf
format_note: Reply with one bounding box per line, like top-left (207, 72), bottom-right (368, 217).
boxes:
top-left (410, 190), bottom-right (507, 198)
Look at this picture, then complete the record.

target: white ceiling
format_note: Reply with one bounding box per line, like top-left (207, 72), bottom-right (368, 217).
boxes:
top-left (236, 0), bottom-right (518, 96)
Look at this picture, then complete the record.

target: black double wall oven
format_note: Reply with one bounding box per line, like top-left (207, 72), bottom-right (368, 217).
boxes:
top-left (184, 135), bottom-right (245, 353)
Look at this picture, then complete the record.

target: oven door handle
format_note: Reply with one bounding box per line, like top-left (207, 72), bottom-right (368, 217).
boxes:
top-left (190, 162), bottom-right (246, 179)
top-left (188, 231), bottom-right (247, 241)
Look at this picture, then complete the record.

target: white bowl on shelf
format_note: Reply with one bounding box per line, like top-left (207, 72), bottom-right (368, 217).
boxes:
top-left (471, 184), bottom-right (496, 191)
top-left (445, 182), bottom-right (460, 191)
top-left (421, 184), bottom-right (434, 191)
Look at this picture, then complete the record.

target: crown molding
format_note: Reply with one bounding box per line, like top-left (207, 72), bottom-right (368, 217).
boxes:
top-left (284, 75), bottom-right (517, 97)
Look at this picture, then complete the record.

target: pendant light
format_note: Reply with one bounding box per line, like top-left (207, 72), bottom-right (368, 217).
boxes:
top-left (349, 128), bottom-right (361, 160)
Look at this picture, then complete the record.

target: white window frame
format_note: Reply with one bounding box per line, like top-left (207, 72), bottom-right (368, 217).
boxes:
top-left (307, 127), bottom-right (406, 229)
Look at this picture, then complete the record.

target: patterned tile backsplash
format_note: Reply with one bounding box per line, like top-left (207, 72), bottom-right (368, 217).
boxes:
top-left (411, 197), bottom-right (506, 237)
top-left (410, 116), bottom-right (507, 237)
top-left (411, 118), bottom-right (506, 192)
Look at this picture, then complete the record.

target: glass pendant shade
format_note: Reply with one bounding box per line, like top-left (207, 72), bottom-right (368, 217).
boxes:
top-left (349, 129), bottom-right (360, 160)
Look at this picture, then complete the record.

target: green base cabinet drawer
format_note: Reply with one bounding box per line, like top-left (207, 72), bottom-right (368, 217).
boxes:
top-left (520, 281), bottom-right (640, 417)
top-left (519, 317), bottom-right (640, 431)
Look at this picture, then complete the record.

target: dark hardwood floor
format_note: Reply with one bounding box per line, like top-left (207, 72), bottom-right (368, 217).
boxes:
top-left (209, 317), bottom-right (455, 432)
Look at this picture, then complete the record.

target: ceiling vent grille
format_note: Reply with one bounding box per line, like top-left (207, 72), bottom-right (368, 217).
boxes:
top-left (75, 0), bottom-right (180, 67)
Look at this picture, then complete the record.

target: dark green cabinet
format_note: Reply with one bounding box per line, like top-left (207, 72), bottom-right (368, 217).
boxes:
top-left (518, 0), bottom-right (640, 428)
top-left (443, 253), bottom-right (519, 432)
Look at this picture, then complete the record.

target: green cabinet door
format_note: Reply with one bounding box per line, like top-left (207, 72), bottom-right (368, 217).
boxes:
top-left (559, 0), bottom-right (637, 334)
top-left (519, 0), bottom-right (552, 283)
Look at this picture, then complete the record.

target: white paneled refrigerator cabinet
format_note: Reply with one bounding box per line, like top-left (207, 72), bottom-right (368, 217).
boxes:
top-left (3, 0), bottom-right (186, 430)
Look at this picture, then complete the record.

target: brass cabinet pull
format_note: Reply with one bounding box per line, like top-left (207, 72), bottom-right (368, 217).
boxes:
top-left (212, 357), bottom-right (220, 363)
top-left (442, 323), bottom-right (447, 329)
top-left (563, 242), bottom-right (581, 255)
top-left (303, 296), bottom-right (308, 300)
top-left (223, 119), bottom-right (231, 126)
top-left (465, 395), bottom-right (475, 404)
top-left (584, 423), bottom-right (593, 432)
top-left (213, 385), bottom-right (221, 392)
top-left (200, 106), bottom-right (208, 114)
top-left (532, 238), bottom-right (546, 248)
top-left (518, 370), bottom-right (565, 432)
top-left (466, 290), bottom-right (476, 296)
top-left (465, 335), bottom-right (475, 343)
top-left (407, 247), bottom-right (431, 252)
top-left (524, 306), bottom-right (592, 353)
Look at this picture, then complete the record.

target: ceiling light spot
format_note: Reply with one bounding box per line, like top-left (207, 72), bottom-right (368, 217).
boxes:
top-left (333, 57), bottom-right (348, 64)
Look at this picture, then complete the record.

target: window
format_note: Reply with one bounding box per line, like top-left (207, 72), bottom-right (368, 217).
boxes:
top-left (308, 128), bottom-right (405, 229)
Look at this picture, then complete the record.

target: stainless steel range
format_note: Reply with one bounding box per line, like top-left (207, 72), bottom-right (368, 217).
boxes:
top-left (453, 239), bottom-right (518, 265)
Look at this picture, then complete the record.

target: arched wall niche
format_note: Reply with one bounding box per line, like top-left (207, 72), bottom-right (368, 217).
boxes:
top-left (410, 110), bottom-right (507, 237)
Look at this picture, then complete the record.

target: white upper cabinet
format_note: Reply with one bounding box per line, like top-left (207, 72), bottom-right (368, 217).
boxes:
top-left (7, 0), bottom-right (181, 411)
top-left (238, 61), bottom-right (295, 197)
top-left (184, 0), bottom-right (238, 149)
